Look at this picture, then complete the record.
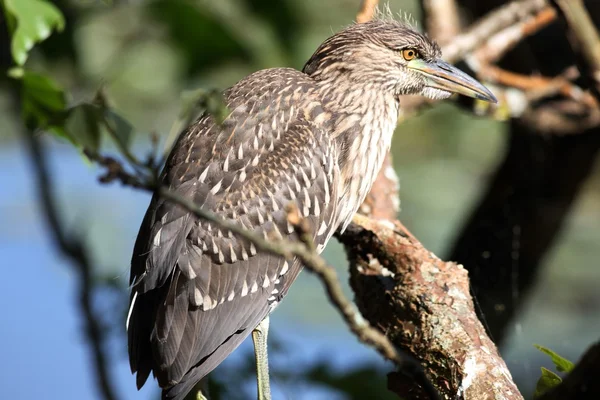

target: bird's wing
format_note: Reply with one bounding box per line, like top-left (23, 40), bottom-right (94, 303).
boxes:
top-left (127, 68), bottom-right (340, 396)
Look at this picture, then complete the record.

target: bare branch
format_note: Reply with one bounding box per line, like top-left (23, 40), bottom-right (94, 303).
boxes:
top-left (479, 64), bottom-right (598, 108)
top-left (88, 150), bottom-right (440, 400)
top-left (398, 2), bottom-right (600, 135)
top-left (23, 134), bottom-right (119, 400)
top-left (472, 6), bottom-right (557, 65)
top-left (551, 0), bottom-right (600, 101)
top-left (521, 99), bottom-right (600, 134)
top-left (442, 0), bottom-right (548, 63)
top-left (399, 1), bottom-right (557, 118)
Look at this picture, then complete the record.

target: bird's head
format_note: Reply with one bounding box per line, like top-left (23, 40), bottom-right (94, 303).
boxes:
top-left (303, 19), bottom-right (496, 103)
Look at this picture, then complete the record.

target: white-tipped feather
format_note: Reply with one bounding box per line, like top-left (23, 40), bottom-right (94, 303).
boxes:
top-left (126, 290), bottom-right (138, 331)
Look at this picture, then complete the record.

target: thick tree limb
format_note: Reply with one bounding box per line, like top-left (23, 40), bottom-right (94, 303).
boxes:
top-left (339, 216), bottom-right (523, 399)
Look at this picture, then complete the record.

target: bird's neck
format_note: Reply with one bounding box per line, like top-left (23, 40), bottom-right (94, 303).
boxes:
top-left (316, 83), bottom-right (400, 229)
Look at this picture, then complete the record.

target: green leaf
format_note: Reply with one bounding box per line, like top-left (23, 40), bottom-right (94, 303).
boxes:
top-left (17, 70), bottom-right (68, 133)
top-left (534, 344), bottom-right (575, 373)
top-left (65, 104), bottom-right (102, 152)
top-left (3, 0), bottom-right (65, 66)
top-left (534, 367), bottom-right (562, 398)
top-left (22, 70), bottom-right (66, 111)
top-left (103, 109), bottom-right (134, 150)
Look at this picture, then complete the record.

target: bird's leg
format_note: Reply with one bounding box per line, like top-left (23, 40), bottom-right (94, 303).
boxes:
top-left (251, 316), bottom-right (271, 400)
top-left (195, 377), bottom-right (211, 400)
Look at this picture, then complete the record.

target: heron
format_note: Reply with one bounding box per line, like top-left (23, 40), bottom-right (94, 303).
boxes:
top-left (127, 18), bottom-right (496, 400)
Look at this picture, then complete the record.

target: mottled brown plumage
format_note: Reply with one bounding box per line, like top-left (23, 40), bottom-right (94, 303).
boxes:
top-left (127, 19), bottom-right (495, 400)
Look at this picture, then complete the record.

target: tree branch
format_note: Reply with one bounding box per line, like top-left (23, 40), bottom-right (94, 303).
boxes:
top-left (88, 151), bottom-right (440, 399)
top-left (23, 133), bottom-right (119, 400)
top-left (402, 1), bottom-right (600, 135)
top-left (339, 216), bottom-right (523, 399)
top-left (399, 2), bottom-right (567, 121)
top-left (478, 65), bottom-right (598, 107)
top-left (551, 0), bottom-right (600, 102)
top-left (470, 6), bottom-right (557, 66)
top-left (442, 0), bottom-right (548, 64)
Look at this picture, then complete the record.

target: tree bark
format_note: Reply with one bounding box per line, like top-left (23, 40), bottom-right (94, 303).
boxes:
top-left (340, 217), bottom-right (523, 399)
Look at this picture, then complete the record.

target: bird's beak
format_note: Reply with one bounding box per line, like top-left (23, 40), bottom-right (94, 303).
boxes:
top-left (407, 59), bottom-right (497, 103)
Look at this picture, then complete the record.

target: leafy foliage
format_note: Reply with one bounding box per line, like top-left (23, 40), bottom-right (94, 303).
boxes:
top-left (534, 367), bottom-right (562, 399)
top-left (533, 345), bottom-right (575, 398)
top-left (3, 0), bottom-right (135, 153)
top-left (64, 103), bottom-right (102, 152)
top-left (2, 0), bottom-right (65, 66)
top-left (12, 69), bottom-right (68, 134)
top-left (534, 344), bottom-right (575, 373)
top-left (102, 107), bottom-right (135, 151)
top-left (10, 68), bottom-right (131, 153)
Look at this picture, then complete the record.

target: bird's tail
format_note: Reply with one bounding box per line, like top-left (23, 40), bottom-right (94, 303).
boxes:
top-left (162, 378), bottom-right (203, 400)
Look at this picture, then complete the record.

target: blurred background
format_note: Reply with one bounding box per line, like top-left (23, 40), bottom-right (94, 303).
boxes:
top-left (1, 0), bottom-right (599, 399)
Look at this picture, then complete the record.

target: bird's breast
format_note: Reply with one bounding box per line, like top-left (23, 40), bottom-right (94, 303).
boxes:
top-left (330, 93), bottom-right (399, 230)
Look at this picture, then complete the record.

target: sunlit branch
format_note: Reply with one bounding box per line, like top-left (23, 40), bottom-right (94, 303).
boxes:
top-left (87, 150), bottom-right (441, 400)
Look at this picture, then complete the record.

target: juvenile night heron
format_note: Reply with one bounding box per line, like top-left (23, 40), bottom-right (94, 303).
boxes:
top-left (127, 18), bottom-right (496, 400)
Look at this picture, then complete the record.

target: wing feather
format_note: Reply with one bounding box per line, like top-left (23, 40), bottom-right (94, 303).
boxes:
top-left (127, 68), bottom-right (342, 400)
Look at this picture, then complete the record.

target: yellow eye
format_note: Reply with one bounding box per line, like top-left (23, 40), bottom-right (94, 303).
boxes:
top-left (402, 49), bottom-right (417, 61)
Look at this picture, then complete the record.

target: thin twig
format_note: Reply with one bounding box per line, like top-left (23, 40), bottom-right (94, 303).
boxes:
top-left (551, 0), bottom-right (600, 101)
top-left (399, 1), bottom-right (600, 134)
top-left (88, 151), bottom-right (440, 399)
top-left (472, 6), bottom-right (557, 65)
top-left (442, 0), bottom-right (547, 63)
top-left (479, 64), bottom-right (598, 108)
top-left (399, 1), bottom-right (555, 118)
top-left (23, 133), bottom-right (119, 400)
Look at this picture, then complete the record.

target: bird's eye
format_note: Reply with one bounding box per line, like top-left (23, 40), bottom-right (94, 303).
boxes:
top-left (402, 49), bottom-right (418, 61)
